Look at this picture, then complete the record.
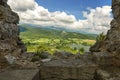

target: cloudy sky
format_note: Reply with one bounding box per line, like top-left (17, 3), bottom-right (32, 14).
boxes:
top-left (8, 0), bottom-right (112, 34)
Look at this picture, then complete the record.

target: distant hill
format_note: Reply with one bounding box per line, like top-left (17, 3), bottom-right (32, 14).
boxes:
top-left (19, 24), bottom-right (97, 40)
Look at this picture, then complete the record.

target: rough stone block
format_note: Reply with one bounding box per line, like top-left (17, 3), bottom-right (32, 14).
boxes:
top-left (40, 59), bottom-right (98, 80)
top-left (0, 69), bottom-right (40, 80)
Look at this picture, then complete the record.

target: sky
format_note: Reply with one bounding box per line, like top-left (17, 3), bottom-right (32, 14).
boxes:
top-left (8, 0), bottom-right (112, 34)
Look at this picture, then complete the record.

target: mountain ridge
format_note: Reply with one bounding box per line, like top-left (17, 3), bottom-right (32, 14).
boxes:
top-left (19, 24), bottom-right (98, 34)
top-left (19, 24), bottom-right (97, 40)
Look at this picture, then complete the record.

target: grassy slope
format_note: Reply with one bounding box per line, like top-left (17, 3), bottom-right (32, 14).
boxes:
top-left (19, 24), bottom-right (96, 40)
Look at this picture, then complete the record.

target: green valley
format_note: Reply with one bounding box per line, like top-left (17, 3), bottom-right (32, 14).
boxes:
top-left (19, 24), bottom-right (96, 54)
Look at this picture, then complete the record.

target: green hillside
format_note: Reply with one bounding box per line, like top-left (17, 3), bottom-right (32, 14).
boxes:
top-left (19, 24), bottom-right (96, 40)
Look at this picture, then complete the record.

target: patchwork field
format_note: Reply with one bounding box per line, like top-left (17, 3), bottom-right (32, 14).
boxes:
top-left (20, 24), bottom-right (96, 54)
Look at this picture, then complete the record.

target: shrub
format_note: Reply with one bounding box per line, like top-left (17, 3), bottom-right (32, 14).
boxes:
top-left (96, 32), bottom-right (106, 42)
top-left (82, 42), bottom-right (88, 46)
top-left (34, 45), bottom-right (49, 59)
top-left (79, 47), bottom-right (85, 54)
top-left (36, 51), bottom-right (48, 59)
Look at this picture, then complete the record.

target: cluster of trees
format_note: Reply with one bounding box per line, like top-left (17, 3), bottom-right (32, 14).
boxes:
top-left (24, 38), bottom-right (88, 54)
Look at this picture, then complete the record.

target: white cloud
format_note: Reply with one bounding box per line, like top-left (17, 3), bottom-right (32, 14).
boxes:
top-left (81, 6), bottom-right (112, 33)
top-left (8, 0), bottom-right (112, 34)
top-left (8, 0), bottom-right (35, 11)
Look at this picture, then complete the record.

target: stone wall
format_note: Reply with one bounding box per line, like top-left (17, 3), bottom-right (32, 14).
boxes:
top-left (0, 0), bottom-right (26, 69)
top-left (0, 0), bottom-right (26, 56)
top-left (0, 69), bottom-right (40, 80)
top-left (90, 0), bottom-right (120, 55)
top-left (40, 59), bottom-right (98, 80)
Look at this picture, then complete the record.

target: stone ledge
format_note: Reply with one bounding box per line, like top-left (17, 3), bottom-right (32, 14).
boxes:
top-left (40, 59), bottom-right (98, 80)
top-left (0, 69), bottom-right (40, 80)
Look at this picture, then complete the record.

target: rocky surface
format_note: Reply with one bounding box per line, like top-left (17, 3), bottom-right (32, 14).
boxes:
top-left (89, 0), bottom-right (120, 68)
top-left (40, 59), bottom-right (98, 80)
top-left (90, 0), bottom-right (120, 55)
top-left (0, 69), bottom-right (40, 80)
top-left (0, 0), bottom-right (26, 70)
top-left (40, 52), bottom-right (120, 80)
top-left (52, 51), bottom-right (74, 60)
